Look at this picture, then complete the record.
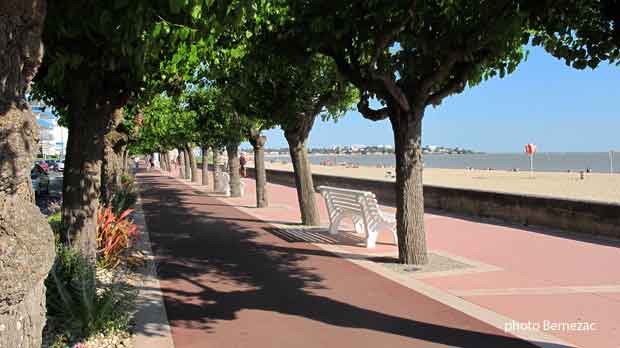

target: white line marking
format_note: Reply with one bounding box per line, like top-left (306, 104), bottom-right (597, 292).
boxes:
top-left (452, 285), bottom-right (620, 297)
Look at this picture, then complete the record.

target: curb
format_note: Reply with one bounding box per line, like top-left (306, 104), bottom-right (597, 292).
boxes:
top-left (131, 179), bottom-right (175, 348)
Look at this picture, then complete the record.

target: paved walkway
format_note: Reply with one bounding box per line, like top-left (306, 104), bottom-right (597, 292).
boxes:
top-left (137, 169), bottom-right (620, 348)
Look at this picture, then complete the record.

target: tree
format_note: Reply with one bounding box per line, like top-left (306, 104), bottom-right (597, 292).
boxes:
top-left (286, 0), bottom-right (619, 264)
top-left (32, 1), bottom-right (169, 258)
top-left (248, 127), bottom-right (269, 207)
top-left (215, 75), bottom-right (278, 208)
top-left (232, 38), bottom-right (357, 224)
top-left (0, 1), bottom-right (55, 346)
top-left (213, 88), bottom-right (251, 198)
top-left (201, 146), bottom-right (210, 187)
top-left (132, 93), bottom-right (198, 176)
top-left (31, 0), bottom-right (239, 258)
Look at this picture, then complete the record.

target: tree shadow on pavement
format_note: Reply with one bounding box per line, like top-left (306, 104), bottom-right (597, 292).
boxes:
top-left (136, 174), bottom-right (567, 348)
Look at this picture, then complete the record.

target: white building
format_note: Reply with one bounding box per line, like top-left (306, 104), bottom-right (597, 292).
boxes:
top-left (33, 106), bottom-right (67, 158)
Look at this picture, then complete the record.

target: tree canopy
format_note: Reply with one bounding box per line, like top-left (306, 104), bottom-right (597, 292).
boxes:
top-left (270, 0), bottom-right (620, 264)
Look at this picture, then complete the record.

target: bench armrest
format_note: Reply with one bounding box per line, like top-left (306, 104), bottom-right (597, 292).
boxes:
top-left (379, 210), bottom-right (396, 223)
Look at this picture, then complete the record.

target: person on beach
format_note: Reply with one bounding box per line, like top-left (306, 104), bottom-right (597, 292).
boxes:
top-left (239, 153), bottom-right (247, 177)
top-left (133, 156), bottom-right (140, 170)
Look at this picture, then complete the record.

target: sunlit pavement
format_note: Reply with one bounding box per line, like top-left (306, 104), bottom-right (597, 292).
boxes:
top-left (137, 168), bottom-right (620, 348)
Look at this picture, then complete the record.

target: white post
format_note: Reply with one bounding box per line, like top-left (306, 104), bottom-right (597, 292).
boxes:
top-left (529, 153), bottom-right (534, 178)
top-left (610, 150), bottom-right (614, 174)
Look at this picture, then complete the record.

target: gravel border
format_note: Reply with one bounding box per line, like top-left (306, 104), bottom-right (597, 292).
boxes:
top-left (377, 252), bottom-right (471, 275)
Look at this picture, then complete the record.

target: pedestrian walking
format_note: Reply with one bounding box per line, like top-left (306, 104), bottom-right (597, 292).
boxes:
top-left (239, 153), bottom-right (247, 177)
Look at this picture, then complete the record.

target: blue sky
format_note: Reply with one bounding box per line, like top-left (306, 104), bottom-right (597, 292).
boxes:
top-left (249, 46), bottom-right (619, 153)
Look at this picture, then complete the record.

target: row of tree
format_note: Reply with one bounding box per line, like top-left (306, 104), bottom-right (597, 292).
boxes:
top-left (1, 1), bottom-right (618, 346)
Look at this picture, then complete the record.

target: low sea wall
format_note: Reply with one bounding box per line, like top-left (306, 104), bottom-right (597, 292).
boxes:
top-left (247, 167), bottom-right (620, 239)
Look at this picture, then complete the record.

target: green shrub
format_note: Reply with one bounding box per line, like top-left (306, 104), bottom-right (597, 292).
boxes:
top-left (48, 212), bottom-right (68, 240)
top-left (45, 244), bottom-right (132, 342)
top-left (110, 188), bottom-right (137, 216)
top-left (120, 173), bottom-right (134, 188)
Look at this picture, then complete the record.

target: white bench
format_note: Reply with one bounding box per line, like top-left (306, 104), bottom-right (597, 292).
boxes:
top-left (214, 172), bottom-right (245, 197)
top-left (318, 186), bottom-right (397, 248)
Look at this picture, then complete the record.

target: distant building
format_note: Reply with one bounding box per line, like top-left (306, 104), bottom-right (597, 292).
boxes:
top-left (33, 106), bottom-right (67, 158)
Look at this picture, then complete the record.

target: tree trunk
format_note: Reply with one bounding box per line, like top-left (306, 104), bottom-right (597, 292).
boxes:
top-left (249, 131), bottom-right (268, 208)
top-left (226, 144), bottom-right (242, 197)
top-left (101, 109), bottom-right (125, 203)
top-left (162, 152), bottom-right (169, 172)
top-left (63, 102), bottom-right (122, 259)
top-left (284, 115), bottom-right (320, 225)
top-left (0, 2), bottom-right (55, 347)
top-left (166, 152), bottom-right (172, 172)
top-left (186, 144), bottom-right (199, 183)
top-left (183, 147), bottom-right (192, 180)
top-left (159, 152), bottom-right (165, 171)
top-left (213, 148), bottom-right (221, 192)
top-left (178, 148), bottom-right (186, 178)
top-left (201, 146), bottom-right (209, 187)
top-left (121, 147), bottom-right (129, 174)
top-left (390, 109), bottom-right (428, 265)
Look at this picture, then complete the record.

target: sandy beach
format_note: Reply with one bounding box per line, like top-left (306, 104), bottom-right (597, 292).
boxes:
top-left (258, 161), bottom-right (620, 204)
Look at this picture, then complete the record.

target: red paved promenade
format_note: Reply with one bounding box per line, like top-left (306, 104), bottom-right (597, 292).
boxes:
top-left (137, 169), bottom-right (620, 348)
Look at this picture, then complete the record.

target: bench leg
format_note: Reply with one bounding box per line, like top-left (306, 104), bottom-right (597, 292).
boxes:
top-left (352, 216), bottom-right (365, 235)
top-left (391, 225), bottom-right (398, 245)
top-left (328, 214), bottom-right (343, 235)
top-left (366, 226), bottom-right (378, 248)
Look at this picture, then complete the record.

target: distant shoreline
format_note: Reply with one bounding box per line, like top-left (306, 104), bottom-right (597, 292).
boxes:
top-left (256, 152), bottom-right (617, 174)
top-left (252, 162), bottom-right (620, 204)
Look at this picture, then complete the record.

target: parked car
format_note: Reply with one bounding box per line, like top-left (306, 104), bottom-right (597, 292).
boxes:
top-left (56, 160), bottom-right (65, 171)
top-left (45, 159), bottom-right (57, 171)
top-left (31, 164), bottom-right (49, 195)
top-left (45, 160), bottom-right (58, 170)
top-left (34, 160), bottom-right (49, 172)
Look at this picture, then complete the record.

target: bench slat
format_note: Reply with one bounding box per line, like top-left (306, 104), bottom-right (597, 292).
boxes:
top-left (318, 186), bottom-right (375, 197)
top-left (319, 185), bottom-right (396, 249)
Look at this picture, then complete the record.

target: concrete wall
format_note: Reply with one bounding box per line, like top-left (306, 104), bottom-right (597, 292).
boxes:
top-left (247, 167), bottom-right (620, 239)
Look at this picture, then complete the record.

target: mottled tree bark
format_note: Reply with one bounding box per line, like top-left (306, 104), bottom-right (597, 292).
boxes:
top-left (160, 152), bottom-right (168, 172)
top-left (249, 130), bottom-right (268, 208)
top-left (226, 144), bottom-right (242, 197)
top-left (391, 108), bottom-right (428, 265)
top-left (183, 147), bottom-right (192, 180)
top-left (158, 152), bottom-right (165, 171)
top-left (62, 99), bottom-right (122, 259)
top-left (101, 108), bottom-right (125, 203)
top-left (114, 134), bottom-right (128, 174)
top-left (186, 144), bottom-right (199, 183)
top-left (284, 115), bottom-right (320, 225)
top-left (120, 146), bottom-right (129, 174)
top-left (201, 146), bottom-right (209, 188)
top-left (212, 148), bottom-right (221, 192)
top-left (0, 1), bottom-right (55, 347)
top-left (178, 148), bottom-right (186, 179)
top-left (165, 152), bottom-right (172, 172)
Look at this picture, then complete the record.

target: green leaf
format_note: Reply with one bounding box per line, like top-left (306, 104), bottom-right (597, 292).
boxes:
top-left (169, 0), bottom-right (183, 14)
top-left (114, 0), bottom-right (130, 10)
top-left (153, 23), bottom-right (162, 38)
top-left (179, 27), bottom-right (191, 40)
top-left (191, 4), bottom-right (202, 20)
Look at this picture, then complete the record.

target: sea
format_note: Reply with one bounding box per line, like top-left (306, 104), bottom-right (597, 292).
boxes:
top-left (264, 152), bottom-right (618, 173)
